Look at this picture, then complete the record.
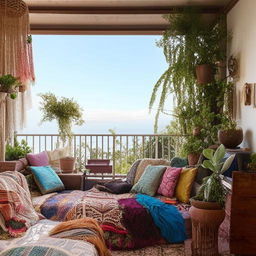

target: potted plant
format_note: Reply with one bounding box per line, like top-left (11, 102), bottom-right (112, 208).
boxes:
top-left (40, 93), bottom-right (84, 172)
top-left (218, 116), bottom-right (243, 149)
top-left (183, 136), bottom-right (205, 165)
top-left (189, 144), bottom-right (235, 255)
top-left (0, 74), bottom-right (21, 99)
top-left (247, 153), bottom-right (256, 172)
top-left (5, 138), bottom-right (32, 161)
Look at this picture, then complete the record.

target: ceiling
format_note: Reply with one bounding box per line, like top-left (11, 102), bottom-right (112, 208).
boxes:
top-left (24, 0), bottom-right (236, 35)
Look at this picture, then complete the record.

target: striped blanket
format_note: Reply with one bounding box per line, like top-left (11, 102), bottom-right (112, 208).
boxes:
top-left (0, 171), bottom-right (39, 237)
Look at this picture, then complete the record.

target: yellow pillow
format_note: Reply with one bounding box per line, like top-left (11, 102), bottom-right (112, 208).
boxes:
top-left (175, 168), bottom-right (197, 203)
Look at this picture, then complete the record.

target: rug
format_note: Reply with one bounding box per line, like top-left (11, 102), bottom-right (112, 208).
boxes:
top-left (111, 244), bottom-right (185, 256)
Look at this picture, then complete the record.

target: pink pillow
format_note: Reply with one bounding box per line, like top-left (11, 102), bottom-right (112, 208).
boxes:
top-left (157, 167), bottom-right (182, 197)
top-left (27, 151), bottom-right (49, 166)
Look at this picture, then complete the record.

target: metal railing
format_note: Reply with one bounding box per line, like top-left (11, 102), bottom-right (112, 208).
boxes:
top-left (16, 134), bottom-right (186, 178)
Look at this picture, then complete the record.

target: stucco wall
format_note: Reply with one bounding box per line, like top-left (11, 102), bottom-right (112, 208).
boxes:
top-left (228, 0), bottom-right (256, 151)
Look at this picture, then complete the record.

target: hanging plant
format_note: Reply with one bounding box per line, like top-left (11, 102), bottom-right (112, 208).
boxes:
top-left (39, 93), bottom-right (84, 145)
top-left (0, 74), bottom-right (22, 99)
top-left (149, 8), bottom-right (232, 157)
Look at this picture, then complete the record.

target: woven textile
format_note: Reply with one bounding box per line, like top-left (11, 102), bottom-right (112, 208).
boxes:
top-left (40, 189), bottom-right (134, 230)
top-left (0, 171), bottom-right (39, 237)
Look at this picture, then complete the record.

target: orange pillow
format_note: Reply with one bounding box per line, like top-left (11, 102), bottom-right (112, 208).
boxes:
top-left (175, 168), bottom-right (197, 203)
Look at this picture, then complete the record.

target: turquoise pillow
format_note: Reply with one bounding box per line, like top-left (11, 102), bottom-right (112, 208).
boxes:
top-left (131, 165), bottom-right (167, 196)
top-left (30, 166), bottom-right (64, 195)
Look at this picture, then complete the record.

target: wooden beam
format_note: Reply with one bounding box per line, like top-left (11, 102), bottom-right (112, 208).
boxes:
top-left (222, 0), bottom-right (239, 14)
top-left (30, 24), bottom-right (166, 35)
top-left (28, 5), bottom-right (222, 15)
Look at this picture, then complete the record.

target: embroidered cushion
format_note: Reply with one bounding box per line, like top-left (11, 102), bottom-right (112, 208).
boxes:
top-left (175, 168), bottom-right (197, 203)
top-left (27, 151), bottom-right (49, 166)
top-left (126, 159), bottom-right (141, 185)
top-left (157, 167), bottom-right (182, 197)
top-left (30, 166), bottom-right (64, 195)
top-left (131, 165), bottom-right (167, 196)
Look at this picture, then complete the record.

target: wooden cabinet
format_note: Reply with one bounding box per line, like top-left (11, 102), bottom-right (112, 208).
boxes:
top-left (230, 171), bottom-right (256, 255)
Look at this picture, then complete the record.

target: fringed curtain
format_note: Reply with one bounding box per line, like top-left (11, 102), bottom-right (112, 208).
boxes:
top-left (0, 0), bottom-right (34, 160)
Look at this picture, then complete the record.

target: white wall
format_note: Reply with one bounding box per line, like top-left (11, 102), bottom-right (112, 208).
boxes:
top-left (228, 0), bottom-right (256, 151)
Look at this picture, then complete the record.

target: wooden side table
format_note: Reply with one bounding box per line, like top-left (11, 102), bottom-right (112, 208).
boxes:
top-left (58, 172), bottom-right (84, 190)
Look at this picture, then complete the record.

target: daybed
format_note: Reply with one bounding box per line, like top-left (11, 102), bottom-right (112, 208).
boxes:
top-left (0, 155), bottom-right (210, 252)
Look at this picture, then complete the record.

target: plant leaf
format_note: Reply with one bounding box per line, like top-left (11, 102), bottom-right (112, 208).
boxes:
top-left (202, 160), bottom-right (216, 172)
top-left (221, 154), bottom-right (236, 174)
top-left (203, 148), bottom-right (214, 160)
top-left (213, 144), bottom-right (226, 164)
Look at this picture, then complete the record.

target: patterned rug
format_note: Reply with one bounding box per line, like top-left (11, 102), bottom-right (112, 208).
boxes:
top-left (111, 244), bottom-right (185, 256)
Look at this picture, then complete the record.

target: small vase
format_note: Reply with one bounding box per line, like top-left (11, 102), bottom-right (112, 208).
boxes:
top-left (218, 128), bottom-right (243, 149)
top-left (188, 153), bottom-right (200, 166)
top-left (60, 157), bottom-right (75, 173)
top-left (196, 64), bottom-right (213, 85)
top-left (189, 199), bottom-right (225, 256)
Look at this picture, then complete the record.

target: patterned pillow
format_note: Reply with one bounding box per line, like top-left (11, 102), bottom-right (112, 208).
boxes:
top-left (126, 159), bottom-right (141, 185)
top-left (27, 151), bottom-right (49, 166)
top-left (175, 168), bottom-right (197, 203)
top-left (157, 167), bottom-right (182, 197)
top-left (131, 165), bottom-right (167, 196)
top-left (30, 166), bottom-right (64, 195)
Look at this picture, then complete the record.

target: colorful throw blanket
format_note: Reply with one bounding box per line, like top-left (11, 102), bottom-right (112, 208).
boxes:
top-left (0, 171), bottom-right (39, 237)
top-left (118, 198), bottom-right (162, 248)
top-left (40, 188), bottom-right (134, 230)
top-left (136, 194), bottom-right (187, 243)
top-left (49, 218), bottom-right (111, 256)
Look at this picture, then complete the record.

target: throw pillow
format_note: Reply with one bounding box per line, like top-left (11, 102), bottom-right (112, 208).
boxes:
top-left (170, 157), bottom-right (188, 168)
top-left (126, 159), bottom-right (141, 185)
top-left (30, 166), bottom-right (65, 195)
top-left (157, 167), bottom-right (182, 197)
top-left (175, 168), bottom-right (197, 203)
top-left (47, 147), bottom-right (69, 168)
top-left (131, 165), bottom-right (167, 196)
top-left (96, 180), bottom-right (132, 194)
top-left (27, 151), bottom-right (49, 166)
top-left (134, 158), bottom-right (170, 184)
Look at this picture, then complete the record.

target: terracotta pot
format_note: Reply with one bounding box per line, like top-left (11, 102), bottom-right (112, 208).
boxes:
top-left (218, 128), bottom-right (243, 149)
top-left (189, 200), bottom-right (225, 256)
top-left (19, 84), bottom-right (27, 93)
top-left (188, 153), bottom-right (200, 166)
top-left (196, 64), bottom-right (213, 85)
top-left (60, 157), bottom-right (75, 173)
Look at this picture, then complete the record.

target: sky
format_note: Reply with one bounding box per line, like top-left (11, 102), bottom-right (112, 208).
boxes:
top-left (22, 35), bottom-right (172, 134)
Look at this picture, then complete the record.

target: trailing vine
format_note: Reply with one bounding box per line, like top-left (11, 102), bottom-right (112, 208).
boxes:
top-left (150, 8), bottom-right (233, 156)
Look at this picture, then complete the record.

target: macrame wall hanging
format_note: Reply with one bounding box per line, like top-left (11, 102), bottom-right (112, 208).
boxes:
top-left (0, 0), bottom-right (35, 160)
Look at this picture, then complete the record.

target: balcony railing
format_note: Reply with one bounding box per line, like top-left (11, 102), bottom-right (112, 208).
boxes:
top-left (16, 134), bottom-right (186, 178)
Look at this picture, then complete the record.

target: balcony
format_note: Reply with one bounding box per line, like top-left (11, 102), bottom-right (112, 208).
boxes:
top-left (16, 133), bottom-right (186, 179)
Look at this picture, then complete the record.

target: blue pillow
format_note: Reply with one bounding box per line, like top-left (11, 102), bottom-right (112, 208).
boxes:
top-left (30, 166), bottom-right (65, 195)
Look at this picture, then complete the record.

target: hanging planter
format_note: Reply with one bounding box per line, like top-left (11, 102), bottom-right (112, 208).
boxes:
top-left (0, 74), bottom-right (20, 99)
top-left (196, 64), bottom-right (214, 85)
